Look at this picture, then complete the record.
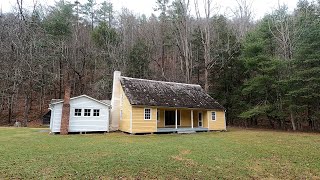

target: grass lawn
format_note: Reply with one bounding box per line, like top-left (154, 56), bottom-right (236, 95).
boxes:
top-left (0, 128), bottom-right (319, 179)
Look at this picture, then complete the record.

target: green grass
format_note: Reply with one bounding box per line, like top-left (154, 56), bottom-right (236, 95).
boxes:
top-left (0, 128), bottom-right (319, 179)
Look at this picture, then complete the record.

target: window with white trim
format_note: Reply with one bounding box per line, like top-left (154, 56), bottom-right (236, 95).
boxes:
top-left (211, 112), bottom-right (216, 121)
top-left (74, 109), bottom-right (82, 116)
top-left (144, 108), bottom-right (151, 120)
top-left (93, 109), bottom-right (100, 116)
top-left (84, 109), bottom-right (91, 116)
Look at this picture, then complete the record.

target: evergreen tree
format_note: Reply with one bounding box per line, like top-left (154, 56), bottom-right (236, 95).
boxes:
top-left (287, 1), bottom-right (320, 130)
top-left (239, 17), bottom-right (286, 128)
top-left (96, 1), bottom-right (114, 27)
top-left (127, 39), bottom-right (150, 79)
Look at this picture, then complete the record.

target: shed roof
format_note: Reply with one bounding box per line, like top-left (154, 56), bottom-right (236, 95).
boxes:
top-left (120, 77), bottom-right (224, 110)
top-left (50, 95), bottom-right (111, 107)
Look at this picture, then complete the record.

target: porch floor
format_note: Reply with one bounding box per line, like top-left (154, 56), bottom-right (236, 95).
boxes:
top-left (157, 127), bottom-right (208, 133)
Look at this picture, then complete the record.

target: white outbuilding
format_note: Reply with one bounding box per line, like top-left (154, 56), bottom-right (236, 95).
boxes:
top-left (49, 95), bottom-right (111, 133)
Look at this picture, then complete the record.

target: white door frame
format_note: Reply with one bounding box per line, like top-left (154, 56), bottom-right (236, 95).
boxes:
top-left (198, 112), bottom-right (203, 127)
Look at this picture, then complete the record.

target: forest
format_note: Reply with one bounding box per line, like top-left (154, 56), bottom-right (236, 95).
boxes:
top-left (0, 0), bottom-right (319, 131)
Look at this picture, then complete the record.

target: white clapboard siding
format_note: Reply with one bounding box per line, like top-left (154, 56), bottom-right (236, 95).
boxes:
top-left (50, 95), bottom-right (110, 133)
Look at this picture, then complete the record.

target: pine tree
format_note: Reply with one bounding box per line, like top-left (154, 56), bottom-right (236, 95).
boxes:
top-left (239, 17), bottom-right (286, 127)
top-left (287, 1), bottom-right (320, 130)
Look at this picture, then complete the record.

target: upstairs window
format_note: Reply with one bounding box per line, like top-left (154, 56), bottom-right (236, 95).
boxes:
top-left (144, 108), bottom-right (151, 120)
top-left (84, 109), bottom-right (91, 116)
top-left (211, 112), bottom-right (216, 121)
top-left (74, 109), bottom-right (82, 116)
top-left (93, 109), bottom-right (100, 117)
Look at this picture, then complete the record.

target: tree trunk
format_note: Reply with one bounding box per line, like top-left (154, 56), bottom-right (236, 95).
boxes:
top-left (59, 58), bottom-right (63, 99)
top-left (290, 110), bottom-right (296, 131)
top-left (204, 68), bottom-right (209, 92)
top-left (23, 93), bottom-right (31, 127)
top-left (8, 95), bottom-right (13, 124)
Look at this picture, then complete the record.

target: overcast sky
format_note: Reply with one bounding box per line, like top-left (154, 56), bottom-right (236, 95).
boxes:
top-left (1, 0), bottom-right (299, 19)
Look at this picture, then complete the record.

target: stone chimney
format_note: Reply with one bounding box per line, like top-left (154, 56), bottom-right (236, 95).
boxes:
top-left (60, 75), bottom-right (71, 135)
top-left (110, 71), bottom-right (121, 131)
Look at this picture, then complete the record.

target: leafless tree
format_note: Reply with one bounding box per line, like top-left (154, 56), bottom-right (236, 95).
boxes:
top-left (230, 0), bottom-right (253, 41)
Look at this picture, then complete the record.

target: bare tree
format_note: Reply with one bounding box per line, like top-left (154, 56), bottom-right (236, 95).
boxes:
top-left (268, 3), bottom-right (296, 130)
top-left (194, 0), bottom-right (213, 92)
top-left (170, 0), bottom-right (193, 83)
top-left (231, 0), bottom-right (253, 40)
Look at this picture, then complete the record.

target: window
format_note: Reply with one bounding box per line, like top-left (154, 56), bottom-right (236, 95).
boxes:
top-left (211, 112), bottom-right (216, 121)
top-left (144, 108), bottom-right (151, 120)
top-left (93, 109), bottom-right (100, 117)
top-left (157, 110), bottom-right (160, 122)
top-left (84, 109), bottom-right (91, 116)
top-left (74, 109), bottom-right (82, 116)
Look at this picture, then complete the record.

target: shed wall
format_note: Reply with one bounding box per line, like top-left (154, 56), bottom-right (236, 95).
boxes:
top-left (50, 96), bottom-right (110, 133)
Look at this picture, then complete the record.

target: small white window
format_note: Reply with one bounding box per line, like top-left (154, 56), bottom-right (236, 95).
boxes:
top-left (144, 108), bottom-right (151, 120)
top-left (74, 109), bottom-right (82, 116)
top-left (84, 109), bottom-right (91, 116)
top-left (93, 109), bottom-right (100, 116)
top-left (211, 112), bottom-right (216, 121)
top-left (157, 110), bottom-right (160, 122)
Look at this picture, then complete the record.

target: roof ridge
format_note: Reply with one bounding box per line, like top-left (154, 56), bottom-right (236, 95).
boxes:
top-left (50, 95), bottom-right (111, 106)
top-left (121, 76), bottom-right (201, 87)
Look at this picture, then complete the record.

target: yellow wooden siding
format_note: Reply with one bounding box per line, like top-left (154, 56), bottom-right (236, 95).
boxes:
top-left (119, 86), bottom-right (131, 133)
top-left (157, 109), bottom-right (165, 128)
top-left (131, 107), bottom-right (157, 133)
top-left (180, 110), bottom-right (191, 126)
top-left (203, 111), bottom-right (208, 128)
top-left (208, 110), bottom-right (226, 130)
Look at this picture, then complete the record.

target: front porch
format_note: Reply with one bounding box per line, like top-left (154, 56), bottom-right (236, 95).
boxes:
top-left (157, 127), bottom-right (208, 133)
top-left (156, 108), bottom-right (208, 131)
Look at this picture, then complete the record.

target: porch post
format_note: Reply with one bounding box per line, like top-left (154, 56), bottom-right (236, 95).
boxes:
top-left (191, 110), bottom-right (193, 129)
top-left (175, 109), bottom-right (178, 129)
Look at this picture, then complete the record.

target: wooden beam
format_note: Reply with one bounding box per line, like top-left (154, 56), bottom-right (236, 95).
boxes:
top-left (175, 109), bottom-right (178, 129)
top-left (156, 108), bottom-right (158, 131)
top-left (191, 110), bottom-right (193, 129)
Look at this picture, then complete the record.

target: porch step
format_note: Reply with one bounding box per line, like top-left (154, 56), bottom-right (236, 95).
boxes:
top-left (177, 130), bottom-right (196, 134)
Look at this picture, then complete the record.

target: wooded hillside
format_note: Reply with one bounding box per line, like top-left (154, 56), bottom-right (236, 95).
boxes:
top-left (0, 0), bottom-right (319, 131)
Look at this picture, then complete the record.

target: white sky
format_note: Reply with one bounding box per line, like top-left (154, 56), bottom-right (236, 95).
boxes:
top-left (1, 0), bottom-right (299, 19)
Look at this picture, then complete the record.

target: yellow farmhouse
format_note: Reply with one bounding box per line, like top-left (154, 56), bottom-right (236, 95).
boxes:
top-left (110, 71), bottom-right (226, 134)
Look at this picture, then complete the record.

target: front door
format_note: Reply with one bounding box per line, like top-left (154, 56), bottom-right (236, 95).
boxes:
top-left (165, 110), bottom-right (180, 126)
top-left (198, 112), bottom-right (203, 127)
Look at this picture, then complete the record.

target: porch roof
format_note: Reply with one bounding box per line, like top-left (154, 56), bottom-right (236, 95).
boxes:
top-left (120, 76), bottom-right (224, 110)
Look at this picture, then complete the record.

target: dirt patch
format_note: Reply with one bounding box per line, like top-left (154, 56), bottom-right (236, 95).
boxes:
top-left (171, 149), bottom-right (196, 167)
top-left (180, 149), bottom-right (191, 155)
